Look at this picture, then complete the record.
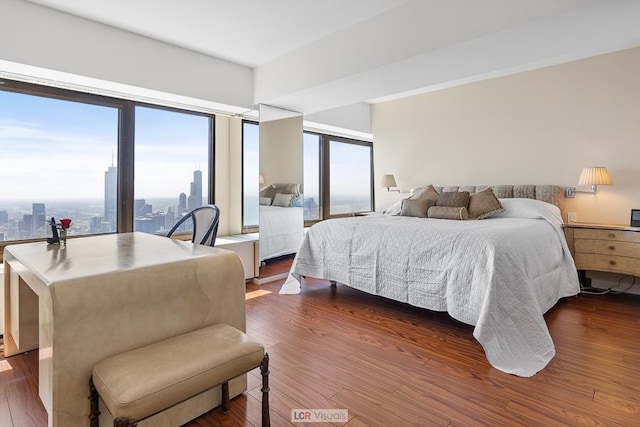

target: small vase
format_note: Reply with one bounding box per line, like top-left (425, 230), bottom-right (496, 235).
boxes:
top-left (60, 229), bottom-right (67, 246)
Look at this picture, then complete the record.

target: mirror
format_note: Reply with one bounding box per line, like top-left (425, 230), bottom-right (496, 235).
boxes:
top-left (258, 105), bottom-right (303, 277)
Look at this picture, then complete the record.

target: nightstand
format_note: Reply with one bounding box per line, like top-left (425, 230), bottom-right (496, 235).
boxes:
top-left (563, 223), bottom-right (640, 285)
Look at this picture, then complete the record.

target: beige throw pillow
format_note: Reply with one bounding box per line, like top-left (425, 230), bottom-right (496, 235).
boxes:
top-left (409, 185), bottom-right (439, 204)
top-left (400, 199), bottom-right (433, 218)
top-left (427, 206), bottom-right (469, 220)
top-left (467, 188), bottom-right (504, 219)
top-left (436, 191), bottom-right (470, 208)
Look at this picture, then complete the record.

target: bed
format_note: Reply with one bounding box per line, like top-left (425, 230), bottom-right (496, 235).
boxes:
top-left (259, 205), bottom-right (304, 261)
top-left (259, 183), bottom-right (304, 262)
top-left (280, 185), bottom-right (580, 377)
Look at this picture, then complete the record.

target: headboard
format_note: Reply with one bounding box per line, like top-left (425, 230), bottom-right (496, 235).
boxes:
top-left (413, 185), bottom-right (567, 221)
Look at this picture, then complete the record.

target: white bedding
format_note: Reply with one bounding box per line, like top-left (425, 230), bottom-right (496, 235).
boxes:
top-left (259, 205), bottom-right (304, 261)
top-left (281, 199), bottom-right (580, 377)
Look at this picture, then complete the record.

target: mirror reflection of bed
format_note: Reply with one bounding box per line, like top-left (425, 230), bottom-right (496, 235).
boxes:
top-left (257, 183), bottom-right (303, 280)
top-left (257, 105), bottom-right (303, 283)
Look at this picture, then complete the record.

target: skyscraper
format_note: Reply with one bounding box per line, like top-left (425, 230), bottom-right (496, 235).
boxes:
top-left (32, 203), bottom-right (46, 237)
top-left (187, 170), bottom-right (203, 210)
top-left (178, 192), bottom-right (187, 213)
top-left (104, 165), bottom-right (117, 231)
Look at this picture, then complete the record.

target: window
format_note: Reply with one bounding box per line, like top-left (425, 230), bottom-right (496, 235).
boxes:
top-left (0, 79), bottom-right (216, 246)
top-left (133, 106), bottom-right (212, 235)
top-left (328, 137), bottom-right (373, 216)
top-left (242, 121), bottom-right (259, 229)
top-left (0, 88), bottom-right (119, 242)
top-left (303, 132), bottom-right (321, 220)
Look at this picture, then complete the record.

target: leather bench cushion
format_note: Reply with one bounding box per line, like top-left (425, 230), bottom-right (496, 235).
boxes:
top-left (92, 323), bottom-right (264, 421)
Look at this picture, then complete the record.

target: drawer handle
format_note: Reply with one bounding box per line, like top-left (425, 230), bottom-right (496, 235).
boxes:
top-left (609, 245), bottom-right (616, 250)
top-left (608, 233), bottom-right (615, 238)
top-left (609, 260), bottom-right (616, 265)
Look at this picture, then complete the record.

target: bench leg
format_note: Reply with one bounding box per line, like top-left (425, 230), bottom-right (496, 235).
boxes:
top-left (113, 417), bottom-right (136, 427)
top-left (221, 382), bottom-right (230, 413)
top-left (89, 377), bottom-right (100, 427)
top-left (261, 353), bottom-right (271, 427)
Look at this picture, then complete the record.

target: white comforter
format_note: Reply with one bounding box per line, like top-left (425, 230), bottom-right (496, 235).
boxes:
top-left (259, 205), bottom-right (304, 261)
top-left (281, 199), bottom-right (580, 377)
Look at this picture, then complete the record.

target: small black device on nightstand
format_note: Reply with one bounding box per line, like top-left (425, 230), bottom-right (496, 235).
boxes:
top-left (631, 209), bottom-right (640, 227)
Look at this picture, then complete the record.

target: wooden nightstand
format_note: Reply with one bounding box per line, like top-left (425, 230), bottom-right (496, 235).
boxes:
top-left (563, 223), bottom-right (640, 285)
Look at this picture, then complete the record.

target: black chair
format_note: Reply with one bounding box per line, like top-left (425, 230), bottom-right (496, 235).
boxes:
top-left (166, 205), bottom-right (220, 246)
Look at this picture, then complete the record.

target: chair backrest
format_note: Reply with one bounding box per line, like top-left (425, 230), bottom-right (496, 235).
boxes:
top-left (166, 205), bottom-right (220, 246)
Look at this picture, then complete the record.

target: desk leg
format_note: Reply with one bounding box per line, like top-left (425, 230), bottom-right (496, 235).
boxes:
top-left (3, 263), bottom-right (39, 357)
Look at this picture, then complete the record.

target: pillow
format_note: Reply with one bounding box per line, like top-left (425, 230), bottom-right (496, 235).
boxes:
top-left (467, 188), bottom-right (504, 219)
top-left (272, 193), bottom-right (294, 207)
top-left (427, 206), bottom-right (468, 220)
top-left (400, 199), bottom-right (433, 218)
top-left (409, 185), bottom-right (439, 204)
top-left (436, 191), bottom-right (470, 208)
top-left (261, 183), bottom-right (301, 199)
top-left (259, 197), bottom-right (272, 206)
top-left (494, 198), bottom-right (563, 228)
top-left (384, 200), bottom-right (403, 215)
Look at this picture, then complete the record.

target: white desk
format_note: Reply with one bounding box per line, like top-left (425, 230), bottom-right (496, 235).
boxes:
top-left (3, 232), bottom-right (247, 426)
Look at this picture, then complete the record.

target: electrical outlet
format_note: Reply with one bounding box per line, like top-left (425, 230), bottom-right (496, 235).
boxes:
top-left (568, 212), bottom-right (577, 223)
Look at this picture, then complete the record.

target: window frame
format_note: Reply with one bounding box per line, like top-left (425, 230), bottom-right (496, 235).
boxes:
top-left (0, 78), bottom-right (216, 254)
top-left (322, 134), bottom-right (374, 220)
top-left (241, 119), bottom-right (259, 232)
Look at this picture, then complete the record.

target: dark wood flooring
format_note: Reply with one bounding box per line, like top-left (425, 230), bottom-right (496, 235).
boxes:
top-left (1, 263), bottom-right (640, 426)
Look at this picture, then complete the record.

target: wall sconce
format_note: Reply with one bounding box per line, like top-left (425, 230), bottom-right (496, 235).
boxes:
top-left (380, 174), bottom-right (400, 192)
top-left (578, 166), bottom-right (612, 193)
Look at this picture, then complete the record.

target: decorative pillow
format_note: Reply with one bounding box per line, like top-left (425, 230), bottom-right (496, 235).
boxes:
top-left (467, 188), bottom-right (504, 219)
top-left (400, 199), bottom-right (433, 218)
top-left (428, 206), bottom-right (469, 220)
top-left (259, 197), bottom-right (273, 206)
top-left (383, 200), bottom-right (403, 215)
top-left (409, 185), bottom-right (439, 204)
top-left (272, 193), bottom-right (294, 207)
top-left (436, 191), bottom-right (470, 208)
top-left (261, 183), bottom-right (301, 199)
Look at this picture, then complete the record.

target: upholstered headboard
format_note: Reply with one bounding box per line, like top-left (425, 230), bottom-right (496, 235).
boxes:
top-left (414, 185), bottom-right (567, 221)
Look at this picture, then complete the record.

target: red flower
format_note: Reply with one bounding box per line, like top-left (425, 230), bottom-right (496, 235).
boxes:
top-left (60, 218), bottom-right (72, 229)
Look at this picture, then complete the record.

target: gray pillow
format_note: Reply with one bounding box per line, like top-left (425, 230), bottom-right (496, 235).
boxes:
top-left (272, 193), bottom-right (294, 207)
top-left (436, 191), bottom-right (470, 208)
top-left (409, 185), bottom-right (439, 204)
top-left (400, 199), bottom-right (433, 218)
top-left (261, 183), bottom-right (300, 199)
top-left (467, 188), bottom-right (504, 219)
top-left (428, 206), bottom-right (469, 220)
top-left (259, 197), bottom-right (272, 206)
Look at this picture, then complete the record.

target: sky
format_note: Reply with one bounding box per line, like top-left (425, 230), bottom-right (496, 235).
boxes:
top-left (0, 90), bottom-right (209, 200)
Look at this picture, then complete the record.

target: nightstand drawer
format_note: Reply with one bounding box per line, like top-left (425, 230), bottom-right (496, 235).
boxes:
top-left (574, 253), bottom-right (640, 276)
top-left (574, 228), bottom-right (640, 243)
top-left (574, 239), bottom-right (640, 258)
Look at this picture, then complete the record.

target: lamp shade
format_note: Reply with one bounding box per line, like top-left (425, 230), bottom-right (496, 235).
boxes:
top-left (380, 174), bottom-right (397, 188)
top-left (578, 167), bottom-right (612, 186)
top-left (259, 174), bottom-right (265, 185)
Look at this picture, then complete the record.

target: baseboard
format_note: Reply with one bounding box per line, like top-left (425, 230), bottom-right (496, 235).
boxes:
top-left (252, 272), bottom-right (288, 285)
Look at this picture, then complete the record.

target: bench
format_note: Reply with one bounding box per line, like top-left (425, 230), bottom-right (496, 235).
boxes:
top-left (89, 323), bottom-right (270, 427)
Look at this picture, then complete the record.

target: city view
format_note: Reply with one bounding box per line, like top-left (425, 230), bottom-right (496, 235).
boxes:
top-left (1, 89), bottom-right (211, 243)
top-left (0, 166), bottom-right (205, 242)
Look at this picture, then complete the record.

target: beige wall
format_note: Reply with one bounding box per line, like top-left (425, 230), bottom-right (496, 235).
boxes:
top-left (372, 46), bottom-right (640, 226)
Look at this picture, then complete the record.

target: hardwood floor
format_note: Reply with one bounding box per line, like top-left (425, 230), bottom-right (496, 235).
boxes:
top-left (2, 270), bottom-right (639, 426)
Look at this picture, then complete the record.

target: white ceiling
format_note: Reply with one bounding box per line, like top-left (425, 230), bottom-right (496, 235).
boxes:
top-left (23, 0), bottom-right (640, 116)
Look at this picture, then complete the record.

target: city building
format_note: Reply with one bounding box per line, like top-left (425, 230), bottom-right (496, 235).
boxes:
top-left (104, 165), bottom-right (117, 231)
top-left (187, 170), bottom-right (202, 211)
